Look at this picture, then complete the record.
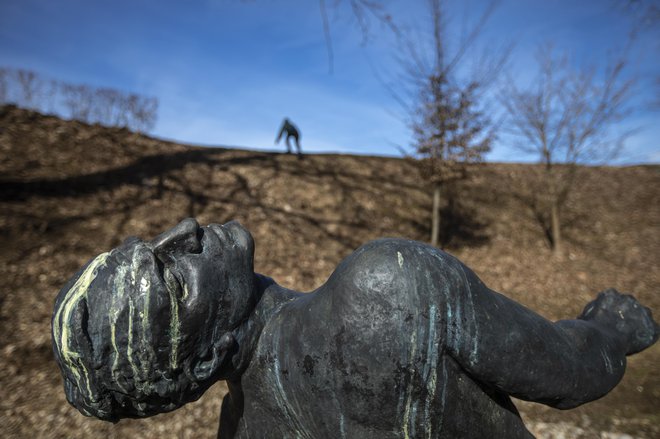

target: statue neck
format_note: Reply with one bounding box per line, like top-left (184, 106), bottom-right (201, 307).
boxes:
top-left (225, 273), bottom-right (302, 380)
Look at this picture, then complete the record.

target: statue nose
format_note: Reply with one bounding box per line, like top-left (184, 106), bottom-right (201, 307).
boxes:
top-left (150, 218), bottom-right (202, 261)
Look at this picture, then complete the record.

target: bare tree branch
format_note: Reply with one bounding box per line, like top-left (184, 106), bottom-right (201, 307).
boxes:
top-left (500, 46), bottom-right (634, 254)
top-left (319, 0), bottom-right (335, 74)
top-left (318, 0), bottom-right (401, 73)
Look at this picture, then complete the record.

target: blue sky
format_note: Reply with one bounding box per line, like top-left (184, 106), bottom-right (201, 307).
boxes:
top-left (1, 0), bottom-right (658, 163)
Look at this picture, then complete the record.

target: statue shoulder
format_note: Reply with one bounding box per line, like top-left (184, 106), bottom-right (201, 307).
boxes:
top-left (344, 237), bottom-right (448, 270)
top-left (324, 238), bottom-right (452, 294)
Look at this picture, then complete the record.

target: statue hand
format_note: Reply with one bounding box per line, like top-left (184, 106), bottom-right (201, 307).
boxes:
top-left (579, 288), bottom-right (659, 355)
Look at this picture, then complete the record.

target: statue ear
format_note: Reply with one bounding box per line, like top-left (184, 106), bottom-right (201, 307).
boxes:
top-left (192, 332), bottom-right (236, 381)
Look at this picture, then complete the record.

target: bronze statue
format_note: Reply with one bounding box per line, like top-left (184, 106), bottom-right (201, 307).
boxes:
top-left (52, 218), bottom-right (658, 438)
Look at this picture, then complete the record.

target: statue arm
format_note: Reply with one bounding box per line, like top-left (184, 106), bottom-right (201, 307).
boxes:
top-left (445, 268), bottom-right (654, 409)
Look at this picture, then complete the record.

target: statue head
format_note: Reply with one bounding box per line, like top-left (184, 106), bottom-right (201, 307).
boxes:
top-left (51, 219), bottom-right (256, 421)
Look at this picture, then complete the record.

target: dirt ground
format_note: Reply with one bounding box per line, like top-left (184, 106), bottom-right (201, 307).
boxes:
top-left (1, 106), bottom-right (658, 438)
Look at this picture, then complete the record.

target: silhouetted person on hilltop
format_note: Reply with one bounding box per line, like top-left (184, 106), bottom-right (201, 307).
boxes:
top-left (275, 118), bottom-right (302, 157)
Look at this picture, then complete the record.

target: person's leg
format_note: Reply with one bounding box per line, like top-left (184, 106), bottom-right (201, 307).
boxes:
top-left (443, 264), bottom-right (657, 409)
top-left (285, 136), bottom-right (292, 154)
top-left (294, 134), bottom-right (301, 156)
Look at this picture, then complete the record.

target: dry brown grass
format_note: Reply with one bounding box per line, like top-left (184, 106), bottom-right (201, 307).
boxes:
top-left (1, 105), bottom-right (658, 438)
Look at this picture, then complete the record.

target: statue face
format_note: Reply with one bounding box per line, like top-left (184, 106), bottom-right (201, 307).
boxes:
top-left (145, 218), bottom-right (255, 353)
top-left (52, 219), bottom-right (255, 420)
top-left (105, 219), bottom-right (255, 364)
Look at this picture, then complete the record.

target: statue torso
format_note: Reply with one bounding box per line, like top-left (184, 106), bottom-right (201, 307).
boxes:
top-left (225, 239), bottom-right (530, 438)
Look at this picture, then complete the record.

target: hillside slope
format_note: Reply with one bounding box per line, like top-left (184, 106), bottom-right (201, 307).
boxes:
top-left (1, 105), bottom-right (658, 438)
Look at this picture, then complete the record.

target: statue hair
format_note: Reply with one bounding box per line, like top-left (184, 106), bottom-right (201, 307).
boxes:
top-left (51, 245), bottom-right (220, 422)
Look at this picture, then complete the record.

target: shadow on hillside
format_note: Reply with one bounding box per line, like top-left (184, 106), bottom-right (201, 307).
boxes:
top-left (437, 198), bottom-right (489, 249)
top-left (1, 146), bottom-right (490, 253)
top-left (0, 148), bottom-right (272, 201)
top-left (511, 190), bottom-right (594, 252)
top-left (178, 157), bottom-right (425, 252)
top-left (284, 160), bottom-right (430, 248)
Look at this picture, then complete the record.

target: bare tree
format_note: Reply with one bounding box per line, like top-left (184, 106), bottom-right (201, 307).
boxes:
top-left (398, 0), bottom-right (504, 247)
top-left (1, 66), bottom-right (159, 132)
top-left (317, 0), bottom-right (497, 248)
top-left (0, 68), bottom-right (7, 104)
top-left (93, 87), bottom-right (119, 125)
top-left (16, 69), bottom-right (41, 109)
top-left (413, 75), bottom-right (494, 246)
top-left (127, 94), bottom-right (158, 133)
top-left (45, 79), bottom-right (60, 114)
top-left (62, 84), bottom-right (95, 122)
top-left (500, 46), bottom-right (634, 255)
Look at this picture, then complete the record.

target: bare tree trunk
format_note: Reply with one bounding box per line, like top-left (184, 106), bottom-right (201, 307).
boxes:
top-left (551, 201), bottom-right (561, 255)
top-left (431, 185), bottom-right (441, 247)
